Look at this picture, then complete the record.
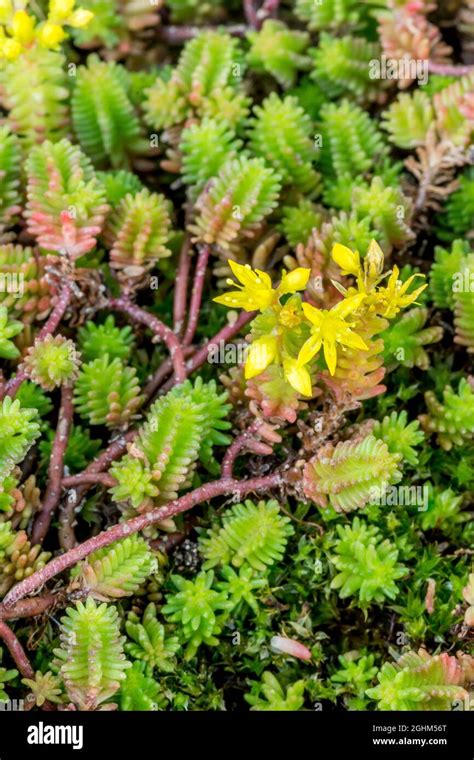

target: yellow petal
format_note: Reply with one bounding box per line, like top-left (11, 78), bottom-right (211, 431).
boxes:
top-left (385, 267), bottom-right (399, 290)
top-left (213, 291), bottom-right (257, 311)
top-left (11, 10), bottom-right (35, 45)
top-left (283, 358), bottom-right (312, 397)
top-left (399, 272), bottom-right (425, 296)
top-left (400, 282), bottom-right (427, 306)
top-left (278, 267), bottom-right (310, 295)
top-left (244, 336), bottom-right (277, 379)
top-left (302, 301), bottom-right (323, 327)
top-left (49, 0), bottom-right (75, 21)
top-left (331, 292), bottom-right (365, 319)
top-left (323, 339), bottom-right (338, 375)
top-left (37, 21), bottom-right (66, 48)
top-left (254, 268), bottom-right (273, 290)
top-left (0, 0), bottom-right (13, 25)
top-left (297, 335), bottom-right (322, 367)
top-left (0, 37), bottom-right (21, 59)
top-left (340, 329), bottom-right (368, 352)
top-left (332, 243), bottom-right (360, 277)
top-left (228, 259), bottom-right (260, 288)
top-left (67, 9), bottom-right (94, 27)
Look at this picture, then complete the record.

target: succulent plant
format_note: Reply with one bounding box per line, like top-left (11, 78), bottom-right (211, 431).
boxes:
top-left (22, 671), bottom-right (63, 707)
top-left (119, 661), bottom-right (166, 711)
top-left (0, 0), bottom-right (472, 720)
top-left (319, 100), bottom-right (389, 180)
top-left (74, 355), bottom-right (143, 428)
top-left (180, 118), bottom-right (242, 194)
top-left (200, 499), bottom-right (293, 571)
top-left (189, 156), bottom-right (281, 251)
top-left (366, 650), bottom-right (471, 710)
top-left (0, 521), bottom-right (51, 596)
top-left (125, 603), bottom-right (180, 673)
top-left (77, 315), bottom-right (134, 362)
top-left (245, 671), bottom-right (306, 711)
top-left (382, 91), bottom-right (434, 148)
top-left (23, 334), bottom-right (81, 390)
top-left (310, 34), bottom-right (382, 101)
top-left (0, 47), bottom-right (69, 148)
top-left (303, 436), bottom-right (402, 513)
top-left (0, 245), bottom-right (56, 324)
top-left (72, 55), bottom-right (143, 168)
top-left (104, 189), bottom-right (172, 274)
top-left (110, 379), bottom-right (230, 510)
top-left (0, 398), bottom-right (40, 482)
top-left (420, 379), bottom-right (474, 450)
top-left (71, 535), bottom-right (157, 600)
top-left (25, 139), bottom-right (109, 258)
top-left (280, 200), bottom-right (322, 248)
top-left (0, 307), bottom-right (23, 360)
top-left (381, 308), bottom-right (443, 370)
top-left (372, 411), bottom-right (424, 467)
top-left (246, 20), bottom-right (310, 89)
top-left (162, 570), bottom-right (233, 659)
top-left (249, 94), bottom-right (321, 196)
top-left (54, 597), bottom-right (131, 710)
top-left (330, 517), bottom-right (407, 606)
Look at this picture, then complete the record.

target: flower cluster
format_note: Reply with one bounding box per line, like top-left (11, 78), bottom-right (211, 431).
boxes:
top-left (215, 241), bottom-right (426, 401)
top-left (0, 0), bottom-right (93, 60)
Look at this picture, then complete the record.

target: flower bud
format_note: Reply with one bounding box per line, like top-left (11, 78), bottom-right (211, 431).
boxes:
top-left (365, 239), bottom-right (384, 280)
top-left (270, 635), bottom-right (312, 661)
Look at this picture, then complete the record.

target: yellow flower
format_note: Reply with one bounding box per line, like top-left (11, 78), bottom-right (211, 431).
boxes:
top-left (48, 0), bottom-right (93, 28)
top-left (376, 266), bottom-right (427, 318)
top-left (245, 335), bottom-right (277, 379)
top-left (278, 299), bottom-right (301, 329)
top-left (244, 336), bottom-right (312, 396)
top-left (282, 357), bottom-right (312, 397)
top-left (365, 239), bottom-right (384, 280)
top-left (0, 0), bottom-right (13, 25)
top-left (0, 30), bottom-right (21, 59)
top-left (214, 260), bottom-right (309, 312)
top-left (67, 8), bottom-right (93, 27)
top-left (48, 0), bottom-right (75, 22)
top-left (11, 10), bottom-right (35, 46)
top-left (298, 294), bottom-right (368, 376)
top-left (332, 243), bottom-right (361, 277)
top-left (36, 20), bottom-right (66, 48)
top-left (278, 267), bottom-right (310, 295)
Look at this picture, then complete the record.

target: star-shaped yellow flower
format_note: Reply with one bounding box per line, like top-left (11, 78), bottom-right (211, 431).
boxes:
top-left (213, 260), bottom-right (309, 312)
top-left (297, 294), bottom-right (368, 376)
top-left (375, 266), bottom-right (427, 318)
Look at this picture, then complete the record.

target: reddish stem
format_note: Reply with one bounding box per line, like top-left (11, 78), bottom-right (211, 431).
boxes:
top-left (58, 429), bottom-right (137, 551)
top-left (261, 0), bottom-right (280, 18)
top-left (428, 60), bottom-right (474, 76)
top-left (61, 472), bottom-right (117, 489)
top-left (222, 421), bottom-right (269, 479)
top-left (31, 386), bottom-right (74, 545)
top-left (0, 594), bottom-right (56, 621)
top-left (173, 234), bottom-right (192, 337)
top-left (143, 346), bottom-right (195, 401)
top-left (109, 296), bottom-right (186, 384)
top-left (4, 280), bottom-right (73, 399)
top-left (161, 310), bottom-right (255, 393)
top-left (243, 0), bottom-right (259, 28)
top-left (158, 24), bottom-right (247, 44)
top-left (0, 620), bottom-right (34, 679)
top-left (183, 244), bottom-right (210, 347)
top-left (2, 473), bottom-right (281, 609)
top-left (88, 430), bottom-right (138, 473)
